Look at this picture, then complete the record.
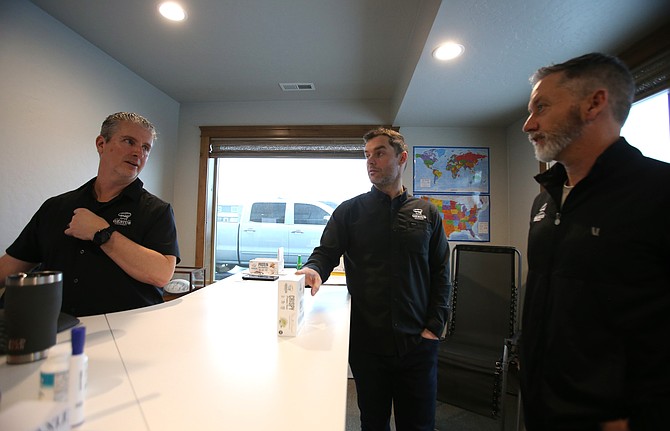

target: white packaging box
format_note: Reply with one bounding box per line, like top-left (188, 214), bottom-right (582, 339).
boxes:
top-left (277, 274), bottom-right (305, 337)
top-left (0, 400), bottom-right (70, 431)
top-left (277, 247), bottom-right (285, 271)
top-left (249, 258), bottom-right (280, 275)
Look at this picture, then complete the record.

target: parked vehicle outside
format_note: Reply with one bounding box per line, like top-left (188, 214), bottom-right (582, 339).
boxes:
top-left (215, 199), bottom-right (335, 276)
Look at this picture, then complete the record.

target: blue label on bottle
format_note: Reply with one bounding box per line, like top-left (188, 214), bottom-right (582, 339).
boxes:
top-left (41, 373), bottom-right (55, 387)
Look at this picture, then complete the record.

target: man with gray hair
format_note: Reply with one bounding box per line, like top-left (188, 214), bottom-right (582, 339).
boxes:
top-left (0, 112), bottom-right (180, 316)
top-left (520, 53), bottom-right (670, 430)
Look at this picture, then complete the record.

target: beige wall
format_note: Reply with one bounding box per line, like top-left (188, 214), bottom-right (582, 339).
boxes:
top-left (506, 118), bottom-right (544, 283)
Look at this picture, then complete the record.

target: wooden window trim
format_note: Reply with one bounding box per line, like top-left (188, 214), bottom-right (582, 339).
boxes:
top-left (618, 21), bottom-right (670, 102)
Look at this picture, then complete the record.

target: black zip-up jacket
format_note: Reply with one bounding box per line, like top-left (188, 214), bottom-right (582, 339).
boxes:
top-left (304, 186), bottom-right (450, 356)
top-left (520, 138), bottom-right (670, 430)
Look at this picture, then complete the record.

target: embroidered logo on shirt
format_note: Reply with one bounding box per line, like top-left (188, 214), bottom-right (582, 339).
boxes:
top-left (591, 227), bottom-right (600, 236)
top-left (532, 203), bottom-right (547, 222)
top-left (113, 212), bottom-right (132, 226)
top-left (412, 209), bottom-right (427, 220)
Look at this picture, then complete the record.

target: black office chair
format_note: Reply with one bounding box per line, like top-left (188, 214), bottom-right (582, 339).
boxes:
top-left (437, 244), bottom-right (522, 430)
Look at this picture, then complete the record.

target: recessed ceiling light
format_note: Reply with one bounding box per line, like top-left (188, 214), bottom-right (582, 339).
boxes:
top-left (432, 42), bottom-right (465, 61)
top-left (158, 2), bottom-right (187, 22)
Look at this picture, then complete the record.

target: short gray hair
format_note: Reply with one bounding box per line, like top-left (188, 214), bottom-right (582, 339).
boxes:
top-left (100, 112), bottom-right (157, 142)
top-left (531, 53), bottom-right (635, 125)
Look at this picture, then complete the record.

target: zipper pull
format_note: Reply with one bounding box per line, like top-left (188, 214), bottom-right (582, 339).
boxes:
top-left (554, 212), bottom-right (561, 226)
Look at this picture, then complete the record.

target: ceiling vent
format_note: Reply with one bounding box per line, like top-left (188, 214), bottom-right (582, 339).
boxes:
top-left (279, 82), bottom-right (315, 91)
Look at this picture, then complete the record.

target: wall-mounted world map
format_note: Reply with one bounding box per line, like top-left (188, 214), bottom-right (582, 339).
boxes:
top-left (414, 147), bottom-right (489, 194)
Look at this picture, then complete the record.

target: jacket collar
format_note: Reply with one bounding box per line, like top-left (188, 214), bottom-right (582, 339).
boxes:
top-left (534, 137), bottom-right (640, 191)
top-left (370, 185), bottom-right (409, 204)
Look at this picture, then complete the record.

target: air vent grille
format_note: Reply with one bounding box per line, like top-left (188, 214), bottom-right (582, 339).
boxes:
top-left (279, 82), bottom-right (316, 91)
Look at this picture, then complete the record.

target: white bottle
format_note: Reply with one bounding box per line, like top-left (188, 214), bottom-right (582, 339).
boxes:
top-left (39, 343), bottom-right (70, 403)
top-left (69, 326), bottom-right (88, 427)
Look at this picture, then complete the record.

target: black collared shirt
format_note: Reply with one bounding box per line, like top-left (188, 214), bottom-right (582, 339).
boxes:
top-left (305, 186), bottom-right (451, 356)
top-left (7, 177), bottom-right (180, 316)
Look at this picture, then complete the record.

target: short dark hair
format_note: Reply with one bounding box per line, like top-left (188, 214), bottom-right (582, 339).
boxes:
top-left (531, 53), bottom-right (635, 125)
top-left (363, 128), bottom-right (407, 155)
top-left (100, 112), bottom-right (157, 142)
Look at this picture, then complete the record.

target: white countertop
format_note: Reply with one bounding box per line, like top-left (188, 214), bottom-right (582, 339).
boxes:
top-left (0, 314), bottom-right (147, 430)
top-left (0, 274), bottom-right (351, 430)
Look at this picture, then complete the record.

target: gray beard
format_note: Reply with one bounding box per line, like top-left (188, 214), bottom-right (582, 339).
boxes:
top-left (530, 107), bottom-right (584, 163)
top-left (533, 133), bottom-right (574, 163)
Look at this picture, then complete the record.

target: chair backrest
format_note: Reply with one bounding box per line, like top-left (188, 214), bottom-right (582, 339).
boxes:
top-left (438, 244), bottom-right (522, 419)
top-left (448, 244), bottom-right (520, 350)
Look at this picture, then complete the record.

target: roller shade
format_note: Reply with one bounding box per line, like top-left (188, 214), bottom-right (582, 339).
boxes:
top-left (209, 137), bottom-right (365, 159)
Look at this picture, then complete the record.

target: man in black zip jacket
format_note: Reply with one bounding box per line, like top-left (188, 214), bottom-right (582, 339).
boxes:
top-left (520, 53), bottom-right (670, 430)
top-left (297, 128), bottom-right (450, 431)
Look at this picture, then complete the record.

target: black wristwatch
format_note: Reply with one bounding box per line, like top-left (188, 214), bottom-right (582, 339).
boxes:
top-left (92, 225), bottom-right (116, 246)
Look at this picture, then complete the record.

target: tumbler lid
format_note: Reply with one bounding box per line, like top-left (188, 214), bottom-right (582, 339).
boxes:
top-left (5, 271), bottom-right (63, 286)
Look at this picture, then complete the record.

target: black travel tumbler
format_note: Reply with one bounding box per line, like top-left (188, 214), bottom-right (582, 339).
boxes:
top-left (4, 271), bottom-right (63, 364)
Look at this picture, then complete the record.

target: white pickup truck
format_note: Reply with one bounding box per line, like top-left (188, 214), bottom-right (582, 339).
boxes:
top-left (215, 199), bottom-right (335, 273)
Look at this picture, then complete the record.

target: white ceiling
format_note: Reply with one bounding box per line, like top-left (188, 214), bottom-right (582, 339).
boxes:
top-left (29, 0), bottom-right (670, 127)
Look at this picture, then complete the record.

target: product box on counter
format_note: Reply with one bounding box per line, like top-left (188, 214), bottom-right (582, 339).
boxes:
top-left (0, 400), bottom-right (69, 431)
top-left (249, 258), bottom-right (282, 275)
top-left (277, 274), bottom-right (305, 337)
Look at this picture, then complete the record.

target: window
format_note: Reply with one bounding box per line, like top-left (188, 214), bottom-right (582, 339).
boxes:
top-left (213, 157), bottom-right (369, 277)
top-left (197, 125), bottom-right (391, 282)
top-left (295, 203), bottom-right (331, 225)
top-left (621, 89), bottom-right (670, 163)
top-left (250, 203), bottom-right (286, 224)
top-left (618, 23), bottom-right (670, 162)
top-left (217, 204), bottom-right (242, 222)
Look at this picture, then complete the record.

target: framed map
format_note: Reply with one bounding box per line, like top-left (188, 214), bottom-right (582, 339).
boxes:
top-left (413, 146), bottom-right (489, 194)
top-left (418, 194), bottom-right (490, 242)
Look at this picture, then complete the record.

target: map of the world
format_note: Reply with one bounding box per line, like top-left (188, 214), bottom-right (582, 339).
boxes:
top-left (413, 147), bottom-right (489, 193)
top-left (420, 194), bottom-right (490, 242)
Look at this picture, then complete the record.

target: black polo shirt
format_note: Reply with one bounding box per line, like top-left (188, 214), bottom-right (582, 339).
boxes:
top-left (7, 177), bottom-right (180, 316)
top-left (305, 186), bottom-right (451, 356)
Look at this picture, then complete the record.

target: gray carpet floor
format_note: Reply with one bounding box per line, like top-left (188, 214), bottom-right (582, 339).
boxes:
top-left (345, 379), bottom-right (521, 431)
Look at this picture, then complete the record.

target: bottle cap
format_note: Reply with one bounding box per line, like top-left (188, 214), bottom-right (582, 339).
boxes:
top-left (71, 326), bottom-right (86, 356)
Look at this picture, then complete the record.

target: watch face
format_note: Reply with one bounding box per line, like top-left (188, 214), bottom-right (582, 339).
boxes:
top-left (94, 228), bottom-right (112, 246)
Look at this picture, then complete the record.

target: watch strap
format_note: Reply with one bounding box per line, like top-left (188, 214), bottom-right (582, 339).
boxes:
top-left (93, 225), bottom-right (116, 246)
